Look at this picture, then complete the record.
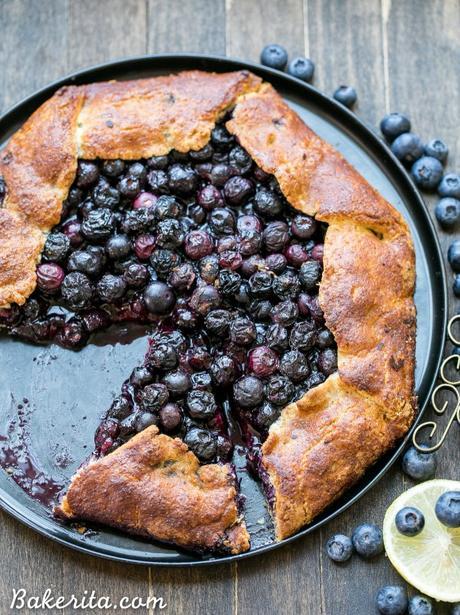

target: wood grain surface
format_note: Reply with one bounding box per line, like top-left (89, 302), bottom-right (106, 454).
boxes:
top-left (0, 0), bottom-right (458, 613)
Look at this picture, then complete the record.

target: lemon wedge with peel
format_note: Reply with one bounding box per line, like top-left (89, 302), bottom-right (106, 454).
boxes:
top-left (383, 479), bottom-right (460, 603)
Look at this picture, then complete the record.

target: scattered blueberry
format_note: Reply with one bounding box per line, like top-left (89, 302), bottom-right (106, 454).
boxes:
top-left (448, 240), bottom-right (460, 272)
top-left (325, 534), bottom-right (353, 562)
top-left (408, 595), bottom-right (435, 615)
top-left (395, 506), bottom-right (425, 536)
top-left (402, 446), bottom-right (437, 481)
top-left (376, 586), bottom-right (408, 615)
top-left (260, 44), bottom-right (288, 70)
top-left (435, 490), bottom-right (460, 527)
top-left (380, 113), bottom-right (411, 142)
top-left (438, 173), bottom-right (460, 199)
top-left (424, 138), bottom-right (448, 164)
top-left (410, 156), bottom-right (444, 191)
top-left (391, 133), bottom-right (424, 165)
top-left (452, 605), bottom-right (460, 615)
top-left (351, 523), bottom-right (384, 558)
top-left (287, 57), bottom-right (315, 82)
top-left (454, 274), bottom-right (460, 298)
top-left (333, 85), bottom-right (357, 109)
top-left (435, 198), bottom-right (460, 228)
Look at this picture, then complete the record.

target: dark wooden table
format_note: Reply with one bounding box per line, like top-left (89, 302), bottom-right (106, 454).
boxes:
top-left (0, 1), bottom-right (459, 613)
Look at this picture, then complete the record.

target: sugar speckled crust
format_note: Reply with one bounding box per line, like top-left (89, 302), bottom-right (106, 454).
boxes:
top-left (56, 426), bottom-right (250, 555)
top-left (227, 82), bottom-right (416, 540)
top-left (0, 70), bottom-right (416, 547)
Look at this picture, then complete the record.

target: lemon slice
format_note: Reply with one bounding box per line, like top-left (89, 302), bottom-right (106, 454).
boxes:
top-left (383, 479), bottom-right (460, 603)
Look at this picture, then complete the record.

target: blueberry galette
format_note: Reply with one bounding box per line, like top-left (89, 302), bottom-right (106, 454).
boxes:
top-left (0, 70), bottom-right (416, 554)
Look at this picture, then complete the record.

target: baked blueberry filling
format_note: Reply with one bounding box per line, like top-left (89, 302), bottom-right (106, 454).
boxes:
top-left (0, 118), bottom-right (337, 468)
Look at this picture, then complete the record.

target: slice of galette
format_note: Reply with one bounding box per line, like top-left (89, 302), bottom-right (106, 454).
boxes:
top-left (0, 69), bottom-right (416, 553)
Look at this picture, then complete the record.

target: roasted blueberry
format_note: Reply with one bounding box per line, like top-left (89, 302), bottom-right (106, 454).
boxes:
top-left (197, 184), bottom-right (223, 210)
top-left (107, 395), bottom-right (132, 420)
top-left (168, 262), bottom-right (196, 291)
top-left (289, 321), bottom-right (316, 352)
top-left (333, 85), bottom-right (357, 108)
top-left (156, 218), bottom-right (185, 248)
top-left (249, 271), bottom-right (273, 297)
top-left (61, 217), bottom-right (83, 248)
top-left (105, 234), bottom-right (131, 260)
top-left (143, 281), bottom-right (176, 315)
top-left (184, 427), bottom-right (217, 461)
top-left (233, 375), bottom-right (264, 408)
top-left (36, 263), bottom-right (65, 292)
top-left (189, 143), bottom-right (213, 162)
top-left (81, 208), bottom-right (115, 241)
top-left (199, 254), bottom-right (220, 283)
top-left (260, 44), bottom-right (288, 70)
top-left (159, 403), bottom-right (182, 431)
top-left (229, 316), bottom-right (256, 345)
top-left (266, 374), bottom-right (294, 406)
top-left (139, 383), bottom-right (169, 412)
top-left (43, 232), bottom-right (70, 263)
top-left (325, 534), bottom-right (353, 562)
top-left (211, 125), bottom-right (234, 151)
top-left (147, 342), bottom-right (178, 370)
top-left (168, 164), bottom-right (197, 195)
top-left (130, 366), bottom-right (154, 387)
top-left (92, 179), bottom-right (120, 209)
top-left (189, 284), bottom-right (221, 315)
top-left (380, 113), bottom-right (411, 142)
top-left (254, 188), bottom-right (283, 217)
top-left (299, 260), bottom-right (322, 290)
top-left (204, 309), bottom-right (231, 336)
top-left (273, 270), bottom-right (301, 299)
top-left (102, 159), bottom-right (125, 177)
top-left (411, 156), bottom-right (443, 191)
top-left (97, 274), bottom-right (127, 302)
top-left (163, 370), bottom-right (191, 398)
top-left (438, 172), bottom-right (460, 199)
top-left (218, 270), bottom-right (242, 295)
top-left (61, 272), bottom-right (93, 310)
top-left (134, 234), bottom-right (156, 261)
top-left (248, 346), bottom-right (279, 378)
top-left (184, 230), bottom-right (214, 260)
top-left (224, 176), bottom-right (254, 205)
top-left (318, 348), bottom-right (337, 376)
top-left (123, 262), bottom-right (149, 288)
top-left (229, 146), bottom-right (253, 174)
top-left (210, 355), bottom-right (238, 387)
top-left (291, 214), bottom-right (317, 239)
top-left (351, 523), bottom-right (383, 558)
top-left (186, 390), bottom-right (217, 419)
top-left (150, 248), bottom-right (181, 278)
top-left (208, 207), bottom-right (236, 235)
top-left (280, 350), bottom-right (310, 382)
top-left (76, 160), bottom-right (99, 188)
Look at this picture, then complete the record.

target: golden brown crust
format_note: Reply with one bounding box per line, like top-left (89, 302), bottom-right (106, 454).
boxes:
top-left (228, 81), bottom-right (416, 540)
top-left (1, 70), bottom-right (416, 547)
top-left (56, 426), bottom-right (249, 554)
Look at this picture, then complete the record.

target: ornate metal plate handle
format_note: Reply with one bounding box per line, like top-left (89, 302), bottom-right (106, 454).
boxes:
top-left (413, 315), bottom-right (460, 452)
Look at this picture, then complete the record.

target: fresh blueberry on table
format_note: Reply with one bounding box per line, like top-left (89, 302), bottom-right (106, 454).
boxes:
top-left (408, 595), bottom-right (435, 615)
top-left (435, 490), bottom-right (460, 528)
top-left (380, 113), bottom-right (411, 142)
top-left (424, 138), bottom-right (449, 164)
top-left (333, 85), bottom-right (357, 108)
top-left (438, 172), bottom-right (460, 199)
top-left (454, 274), bottom-right (460, 298)
top-left (435, 198), bottom-right (460, 229)
top-left (287, 56), bottom-right (315, 82)
top-left (402, 446), bottom-right (437, 480)
top-left (351, 523), bottom-right (384, 558)
top-left (395, 506), bottom-right (425, 536)
top-left (448, 240), bottom-right (460, 272)
top-left (391, 133), bottom-right (424, 165)
top-left (376, 586), bottom-right (408, 615)
top-left (410, 156), bottom-right (444, 191)
top-left (260, 44), bottom-right (288, 70)
top-left (325, 534), bottom-right (353, 562)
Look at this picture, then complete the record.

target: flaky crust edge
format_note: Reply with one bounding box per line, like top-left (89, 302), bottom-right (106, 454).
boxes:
top-left (0, 71), bottom-right (416, 546)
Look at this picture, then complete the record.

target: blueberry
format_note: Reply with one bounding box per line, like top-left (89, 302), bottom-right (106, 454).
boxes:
top-left (351, 523), bottom-right (383, 558)
top-left (280, 350), bottom-right (310, 382)
top-left (248, 270), bottom-right (273, 297)
top-left (211, 125), bottom-right (234, 151)
top-left (168, 263), bottom-right (196, 291)
top-left (273, 270), bottom-right (301, 299)
top-left (254, 188), bottom-right (283, 217)
top-left (265, 323), bottom-right (289, 352)
top-left (271, 300), bottom-right (299, 326)
top-left (391, 133), bottom-right (424, 165)
top-left (333, 85), bottom-right (357, 109)
top-left (265, 253), bottom-right (287, 274)
top-left (452, 605), bottom-right (460, 615)
top-left (102, 159), bottom-right (125, 177)
top-left (380, 113), bottom-right (411, 142)
top-left (92, 179), bottom-right (120, 209)
top-left (291, 214), bottom-right (317, 239)
top-left (146, 155), bottom-right (169, 170)
top-left (163, 370), bottom-right (191, 398)
top-left (118, 175), bottom-right (142, 198)
top-left (248, 346), bottom-right (279, 378)
top-left (143, 281), bottom-right (176, 315)
top-left (97, 274), bottom-right (127, 302)
top-left (260, 44), bottom-right (288, 70)
top-left (135, 412), bottom-right (159, 433)
top-left (168, 164), bottom-right (197, 195)
top-left (376, 585), bottom-right (408, 615)
top-left (61, 272), bottom-right (93, 310)
top-left (186, 390), bottom-right (217, 419)
top-left (36, 263), bottom-right (65, 292)
top-left (189, 143), bottom-right (214, 162)
top-left (76, 160), bottom-right (99, 188)
top-left (287, 57), bottom-right (315, 82)
top-left (448, 240), bottom-right (460, 272)
top-left (184, 230), bottom-right (214, 260)
top-left (402, 446), bottom-right (437, 481)
top-left (134, 234), bottom-right (156, 261)
top-left (43, 232), bottom-right (70, 262)
top-left (204, 309), bottom-right (231, 337)
top-left (123, 263), bottom-right (149, 288)
top-left (68, 248), bottom-right (105, 277)
top-left (325, 534), bottom-right (353, 562)
top-left (233, 375), bottom-right (264, 408)
top-left (155, 195), bottom-right (182, 220)
top-left (147, 343), bottom-right (178, 370)
top-left (229, 146), bottom-right (253, 174)
top-left (210, 355), bottom-right (238, 387)
top-left (189, 284), bottom-right (221, 315)
top-left (255, 402), bottom-right (280, 430)
top-left (299, 260), bottom-right (322, 290)
top-left (197, 185), bottom-right (223, 210)
top-left (454, 274), bottom-right (460, 298)
top-left (395, 506), bottom-right (425, 536)
top-left (438, 172), bottom-right (460, 199)
top-left (224, 176), bottom-right (254, 205)
top-left (156, 218), bottom-right (185, 249)
top-left (184, 427), bottom-right (217, 461)
top-left (139, 383), bottom-right (169, 412)
top-left (159, 403), bottom-right (182, 431)
top-left (435, 490), bottom-right (460, 527)
top-left (150, 248), bottom-right (181, 278)
top-left (435, 198), bottom-right (460, 228)
top-left (107, 396), bottom-right (132, 420)
top-left (208, 207), bottom-right (236, 235)
top-left (411, 156), bottom-right (443, 191)
top-left (318, 348), bottom-right (337, 376)
top-left (81, 208), bottom-right (115, 241)
top-left (230, 316), bottom-right (257, 345)
top-left (424, 138), bottom-right (448, 164)
top-left (263, 221), bottom-right (289, 252)
top-left (146, 169), bottom-right (168, 194)
top-left (289, 321), bottom-right (316, 352)
top-left (130, 366), bottom-right (153, 387)
top-left (105, 234), bottom-right (131, 260)
top-left (408, 595), bottom-right (435, 615)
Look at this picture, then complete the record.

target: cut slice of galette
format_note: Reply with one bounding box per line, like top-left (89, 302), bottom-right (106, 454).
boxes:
top-left (0, 69), bottom-right (416, 553)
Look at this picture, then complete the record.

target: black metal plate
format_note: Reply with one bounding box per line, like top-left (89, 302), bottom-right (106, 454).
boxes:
top-left (0, 54), bottom-right (447, 566)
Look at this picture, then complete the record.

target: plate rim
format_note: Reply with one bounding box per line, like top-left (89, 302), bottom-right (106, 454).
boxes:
top-left (0, 53), bottom-right (448, 567)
